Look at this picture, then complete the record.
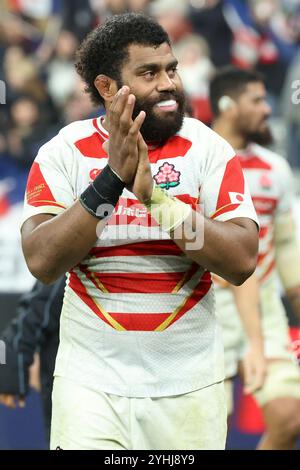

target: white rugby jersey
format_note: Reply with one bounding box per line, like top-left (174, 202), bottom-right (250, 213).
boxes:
top-left (22, 116), bottom-right (257, 397)
top-left (239, 144), bottom-right (294, 283)
top-left (214, 144), bottom-right (295, 365)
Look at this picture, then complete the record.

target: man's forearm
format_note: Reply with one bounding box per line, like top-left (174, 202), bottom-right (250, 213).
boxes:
top-left (22, 201), bottom-right (106, 283)
top-left (171, 211), bottom-right (258, 285)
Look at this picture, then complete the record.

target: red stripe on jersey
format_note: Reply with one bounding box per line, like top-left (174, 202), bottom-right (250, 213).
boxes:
top-left (252, 196), bottom-right (277, 215)
top-left (104, 271), bottom-right (212, 331)
top-left (259, 226), bottom-right (269, 239)
top-left (165, 271), bottom-right (212, 329)
top-left (0, 196), bottom-right (9, 216)
top-left (260, 259), bottom-right (276, 283)
top-left (215, 156), bottom-right (245, 216)
top-left (114, 195), bottom-right (198, 208)
top-left (26, 162), bottom-right (58, 207)
top-left (75, 132), bottom-right (108, 158)
top-left (107, 195), bottom-right (198, 227)
top-left (238, 155), bottom-right (272, 170)
top-left (69, 271), bottom-right (112, 328)
top-left (148, 135), bottom-right (192, 163)
top-left (92, 272), bottom-right (184, 293)
top-left (176, 194), bottom-right (199, 210)
top-left (109, 313), bottom-right (170, 331)
top-left (88, 262), bottom-right (199, 294)
top-left (27, 200), bottom-right (65, 209)
top-left (92, 120), bottom-right (192, 162)
top-left (69, 268), bottom-right (211, 331)
top-left (257, 251), bottom-right (268, 265)
top-left (89, 240), bottom-right (183, 258)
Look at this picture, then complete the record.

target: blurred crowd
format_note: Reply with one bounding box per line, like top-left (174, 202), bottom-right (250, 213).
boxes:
top-left (0, 0), bottom-right (300, 292)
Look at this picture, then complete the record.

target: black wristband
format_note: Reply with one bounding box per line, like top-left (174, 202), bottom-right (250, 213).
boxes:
top-left (79, 164), bottom-right (125, 219)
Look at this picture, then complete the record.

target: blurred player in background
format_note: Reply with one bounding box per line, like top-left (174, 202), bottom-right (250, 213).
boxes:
top-left (20, 14), bottom-right (258, 450)
top-left (210, 66), bottom-right (300, 450)
top-left (226, 273), bottom-right (266, 400)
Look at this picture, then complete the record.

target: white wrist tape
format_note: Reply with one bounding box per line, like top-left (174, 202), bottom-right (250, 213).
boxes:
top-left (144, 185), bottom-right (192, 232)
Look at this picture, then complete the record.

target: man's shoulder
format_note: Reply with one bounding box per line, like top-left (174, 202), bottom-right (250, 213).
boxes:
top-left (58, 117), bottom-right (98, 144)
top-left (180, 117), bottom-right (214, 138)
top-left (179, 117), bottom-right (233, 150)
top-left (176, 118), bottom-right (235, 169)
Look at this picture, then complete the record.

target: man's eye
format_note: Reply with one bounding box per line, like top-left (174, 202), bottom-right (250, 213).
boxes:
top-left (168, 67), bottom-right (178, 77)
top-left (143, 71), bottom-right (155, 79)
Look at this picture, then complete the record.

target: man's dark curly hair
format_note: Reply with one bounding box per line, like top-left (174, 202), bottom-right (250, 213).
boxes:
top-left (75, 13), bottom-right (171, 106)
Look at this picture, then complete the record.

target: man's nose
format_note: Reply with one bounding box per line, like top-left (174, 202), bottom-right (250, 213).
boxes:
top-left (156, 72), bottom-right (176, 92)
top-left (263, 102), bottom-right (272, 117)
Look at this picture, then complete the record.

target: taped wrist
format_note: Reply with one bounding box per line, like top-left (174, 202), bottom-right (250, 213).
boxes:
top-left (144, 185), bottom-right (192, 232)
top-left (79, 164), bottom-right (125, 219)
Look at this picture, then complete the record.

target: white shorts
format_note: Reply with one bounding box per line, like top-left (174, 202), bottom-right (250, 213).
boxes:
top-left (50, 377), bottom-right (227, 450)
top-left (216, 274), bottom-right (294, 379)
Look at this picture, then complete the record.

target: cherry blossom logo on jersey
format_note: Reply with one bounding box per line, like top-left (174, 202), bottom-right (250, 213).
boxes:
top-left (154, 162), bottom-right (181, 190)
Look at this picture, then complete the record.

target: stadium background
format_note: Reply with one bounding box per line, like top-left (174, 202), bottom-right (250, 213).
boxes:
top-left (0, 0), bottom-right (300, 449)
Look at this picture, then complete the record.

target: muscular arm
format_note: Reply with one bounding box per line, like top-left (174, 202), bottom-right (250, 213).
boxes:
top-left (22, 86), bottom-right (145, 284)
top-left (21, 201), bottom-right (106, 284)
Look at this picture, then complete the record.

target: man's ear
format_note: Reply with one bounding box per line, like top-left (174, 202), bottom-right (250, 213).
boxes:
top-left (94, 74), bottom-right (118, 104)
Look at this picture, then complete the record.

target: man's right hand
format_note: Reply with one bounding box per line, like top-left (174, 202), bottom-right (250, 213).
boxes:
top-left (105, 86), bottom-right (146, 184)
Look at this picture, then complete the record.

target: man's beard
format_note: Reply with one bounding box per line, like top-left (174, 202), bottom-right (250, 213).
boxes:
top-left (245, 125), bottom-right (274, 147)
top-left (131, 90), bottom-right (186, 145)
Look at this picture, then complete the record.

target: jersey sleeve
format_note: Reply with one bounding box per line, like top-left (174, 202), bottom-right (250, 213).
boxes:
top-left (200, 132), bottom-right (258, 226)
top-left (21, 133), bottom-right (76, 227)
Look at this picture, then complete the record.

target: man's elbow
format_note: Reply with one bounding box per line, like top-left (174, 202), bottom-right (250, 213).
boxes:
top-left (24, 253), bottom-right (59, 285)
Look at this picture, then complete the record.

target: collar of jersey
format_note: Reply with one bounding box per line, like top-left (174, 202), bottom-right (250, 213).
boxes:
top-left (95, 115), bottom-right (159, 150)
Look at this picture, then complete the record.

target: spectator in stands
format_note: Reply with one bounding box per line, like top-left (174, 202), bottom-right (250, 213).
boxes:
top-left (46, 30), bottom-right (78, 108)
top-left (6, 96), bottom-right (51, 168)
top-left (174, 33), bottom-right (215, 124)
